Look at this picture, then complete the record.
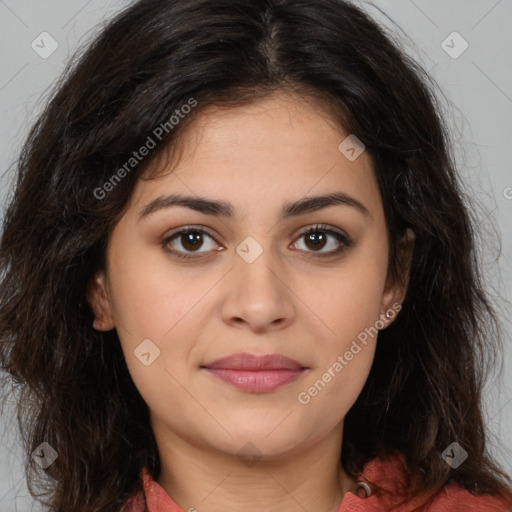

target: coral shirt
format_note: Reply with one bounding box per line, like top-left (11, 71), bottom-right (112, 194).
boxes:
top-left (124, 452), bottom-right (512, 511)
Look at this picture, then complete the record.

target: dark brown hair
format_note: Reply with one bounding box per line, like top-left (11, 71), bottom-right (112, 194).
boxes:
top-left (1, 0), bottom-right (511, 511)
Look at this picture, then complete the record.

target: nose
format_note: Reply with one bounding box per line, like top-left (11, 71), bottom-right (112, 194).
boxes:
top-left (220, 239), bottom-right (296, 333)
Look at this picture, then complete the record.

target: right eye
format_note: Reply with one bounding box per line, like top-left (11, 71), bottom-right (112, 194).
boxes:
top-left (162, 227), bottom-right (223, 260)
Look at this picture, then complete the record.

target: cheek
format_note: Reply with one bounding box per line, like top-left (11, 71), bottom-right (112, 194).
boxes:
top-left (299, 345), bottom-right (375, 429)
top-left (302, 249), bottom-right (388, 342)
top-left (295, 245), bottom-right (387, 407)
top-left (107, 253), bottom-right (203, 415)
top-left (106, 238), bottom-right (202, 339)
top-left (297, 282), bottom-right (381, 420)
top-left (106, 240), bottom-right (218, 391)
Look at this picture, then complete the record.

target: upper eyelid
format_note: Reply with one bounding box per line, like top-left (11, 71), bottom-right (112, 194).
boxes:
top-left (163, 225), bottom-right (218, 242)
top-left (163, 224), bottom-right (349, 249)
top-left (164, 224), bottom-right (346, 239)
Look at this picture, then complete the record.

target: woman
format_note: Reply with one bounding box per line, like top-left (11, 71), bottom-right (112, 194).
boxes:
top-left (1, 0), bottom-right (511, 511)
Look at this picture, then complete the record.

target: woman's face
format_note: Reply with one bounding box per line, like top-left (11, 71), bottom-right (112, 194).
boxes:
top-left (89, 91), bottom-right (409, 459)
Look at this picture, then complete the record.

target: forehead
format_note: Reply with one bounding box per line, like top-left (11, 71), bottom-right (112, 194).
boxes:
top-left (128, 92), bottom-right (382, 222)
top-left (169, 92), bottom-right (345, 165)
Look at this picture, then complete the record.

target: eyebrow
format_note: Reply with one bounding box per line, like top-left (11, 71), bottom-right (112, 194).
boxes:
top-left (139, 191), bottom-right (370, 221)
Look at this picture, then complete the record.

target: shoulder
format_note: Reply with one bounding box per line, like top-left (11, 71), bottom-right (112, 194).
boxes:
top-left (355, 452), bottom-right (512, 512)
top-left (121, 490), bottom-right (146, 512)
top-left (424, 480), bottom-right (512, 512)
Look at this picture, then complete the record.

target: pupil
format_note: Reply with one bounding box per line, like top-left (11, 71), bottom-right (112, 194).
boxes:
top-left (307, 232), bottom-right (326, 250)
top-left (183, 232), bottom-right (202, 250)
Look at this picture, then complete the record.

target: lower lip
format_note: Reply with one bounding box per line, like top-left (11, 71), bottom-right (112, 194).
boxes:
top-left (203, 368), bottom-right (306, 392)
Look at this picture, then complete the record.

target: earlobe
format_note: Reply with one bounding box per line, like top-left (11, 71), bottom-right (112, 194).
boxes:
top-left (380, 228), bottom-right (415, 327)
top-left (86, 271), bottom-right (115, 331)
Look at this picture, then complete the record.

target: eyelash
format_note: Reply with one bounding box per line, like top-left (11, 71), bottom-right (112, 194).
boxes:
top-left (162, 224), bottom-right (353, 261)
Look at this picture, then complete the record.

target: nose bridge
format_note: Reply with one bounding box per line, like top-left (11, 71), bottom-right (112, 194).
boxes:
top-left (221, 233), bottom-right (294, 330)
top-left (234, 233), bottom-right (283, 296)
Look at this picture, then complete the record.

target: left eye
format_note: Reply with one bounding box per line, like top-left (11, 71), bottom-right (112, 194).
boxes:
top-left (292, 225), bottom-right (350, 256)
top-left (162, 224), bottom-right (351, 260)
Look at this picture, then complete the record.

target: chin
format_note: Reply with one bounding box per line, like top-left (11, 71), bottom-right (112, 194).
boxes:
top-left (212, 429), bottom-right (308, 460)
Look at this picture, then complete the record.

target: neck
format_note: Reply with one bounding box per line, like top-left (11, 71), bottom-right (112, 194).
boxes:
top-left (152, 421), bottom-right (358, 512)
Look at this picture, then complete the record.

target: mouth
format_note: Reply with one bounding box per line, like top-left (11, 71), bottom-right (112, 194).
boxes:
top-left (200, 352), bottom-right (308, 393)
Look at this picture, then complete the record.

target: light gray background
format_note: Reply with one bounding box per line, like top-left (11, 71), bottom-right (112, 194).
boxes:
top-left (0, 1), bottom-right (511, 510)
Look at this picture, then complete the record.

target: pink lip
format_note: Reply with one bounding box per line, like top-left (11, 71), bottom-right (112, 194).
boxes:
top-left (201, 353), bottom-right (307, 393)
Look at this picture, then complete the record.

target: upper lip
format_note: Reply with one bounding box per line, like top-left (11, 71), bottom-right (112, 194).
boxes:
top-left (202, 353), bottom-right (306, 371)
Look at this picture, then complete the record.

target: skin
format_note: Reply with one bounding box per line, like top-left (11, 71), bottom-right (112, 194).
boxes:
top-left (88, 91), bottom-right (414, 512)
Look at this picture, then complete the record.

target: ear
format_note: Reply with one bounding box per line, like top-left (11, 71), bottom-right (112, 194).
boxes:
top-left (86, 270), bottom-right (115, 331)
top-left (380, 228), bottom-right (415, 327)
